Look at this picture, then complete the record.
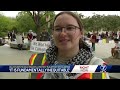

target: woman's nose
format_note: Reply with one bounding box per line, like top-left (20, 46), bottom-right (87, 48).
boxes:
top-left (60, 28), bottom-right (67, 36)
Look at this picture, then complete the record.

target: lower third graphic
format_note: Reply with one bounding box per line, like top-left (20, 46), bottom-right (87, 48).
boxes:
top-left (100, 65), bottom-right (107, 72)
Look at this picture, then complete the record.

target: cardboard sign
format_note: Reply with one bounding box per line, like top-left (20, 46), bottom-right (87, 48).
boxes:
top-left (30, 41), bottom-right (51, 53)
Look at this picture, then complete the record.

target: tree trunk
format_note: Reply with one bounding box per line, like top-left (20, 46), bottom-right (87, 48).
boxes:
top-left (36, 26), bottom-right (41, 41)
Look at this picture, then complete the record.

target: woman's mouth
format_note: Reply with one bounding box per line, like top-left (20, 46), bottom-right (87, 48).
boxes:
top-left (59, 39), bottom-right (70, 44)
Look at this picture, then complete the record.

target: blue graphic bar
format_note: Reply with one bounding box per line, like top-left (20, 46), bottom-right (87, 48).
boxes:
top-left (0, 65), bottom-right (120, 73)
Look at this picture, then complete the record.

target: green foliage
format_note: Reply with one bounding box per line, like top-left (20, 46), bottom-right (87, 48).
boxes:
top-left (16, 11), bottom-right (55, 36)
top-left (0, 14), bottom-right (17, 37)
top-left (16, 11), bottom-right (36, 33)
top-left (81, 14), bottom-right (120, 32)
top-left (1, 11), bottom-right (120, 37)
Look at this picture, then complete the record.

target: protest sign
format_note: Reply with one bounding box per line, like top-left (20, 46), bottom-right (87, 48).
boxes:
top-left (30, 41), bottom-right (51, 53)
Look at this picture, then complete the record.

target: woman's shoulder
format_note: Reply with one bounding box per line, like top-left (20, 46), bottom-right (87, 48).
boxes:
top-left (89, 56), bottom-right (105, 65)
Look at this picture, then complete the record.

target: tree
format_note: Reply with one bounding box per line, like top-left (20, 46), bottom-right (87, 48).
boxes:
top-left (27, 11), bottom-right (55, 41)
top-left (0, 14), bottom-right (18, 37)
top-left (16, 11), bottom-right (36, 33)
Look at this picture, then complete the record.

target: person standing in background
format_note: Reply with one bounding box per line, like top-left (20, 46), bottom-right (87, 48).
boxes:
top-left (16, 32), bottom-right (24, 50)
top-left (90, 32), bottom-right (96, 51)
top-left (40, 29), bottom-right (51, 41)
top-left (27, 30), bottom-right (33, 48)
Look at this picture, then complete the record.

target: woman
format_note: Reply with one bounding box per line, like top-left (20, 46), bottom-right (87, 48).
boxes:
top-left (29, 11), bottom-right (109, 79)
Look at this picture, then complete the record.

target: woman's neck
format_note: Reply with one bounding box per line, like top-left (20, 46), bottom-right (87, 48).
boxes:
top-left (57, 46), bottom-right (79, 61)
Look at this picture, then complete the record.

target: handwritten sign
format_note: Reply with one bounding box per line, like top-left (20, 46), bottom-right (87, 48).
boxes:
top-left (30, 41), bottom-right (51, 53)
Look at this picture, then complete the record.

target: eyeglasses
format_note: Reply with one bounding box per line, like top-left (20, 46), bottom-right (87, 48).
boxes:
top-left (53, 25), bottom-right (80, 35)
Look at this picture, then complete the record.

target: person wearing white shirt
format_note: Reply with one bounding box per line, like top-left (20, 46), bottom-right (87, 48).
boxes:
top-left (16, 32), bottom-right (24, 50)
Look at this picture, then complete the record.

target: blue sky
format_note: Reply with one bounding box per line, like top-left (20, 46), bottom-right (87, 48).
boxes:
top-left (1, 11), bottom-right (120, 17)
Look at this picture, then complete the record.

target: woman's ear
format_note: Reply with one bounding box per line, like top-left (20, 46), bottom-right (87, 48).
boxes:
top-left (80, 30), bottom-right (84, 38)
top-left (81, 30), bottom-right (84, 35)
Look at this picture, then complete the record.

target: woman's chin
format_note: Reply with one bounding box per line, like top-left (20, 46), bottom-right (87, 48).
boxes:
top-left (58, 45), bottom-right (71, 51)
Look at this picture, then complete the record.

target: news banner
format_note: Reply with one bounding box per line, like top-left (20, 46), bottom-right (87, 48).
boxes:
top-left (0, 65), bottom-right (120, 73)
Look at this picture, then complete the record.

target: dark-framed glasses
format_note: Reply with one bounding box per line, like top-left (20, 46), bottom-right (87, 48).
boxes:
top-left (54, 25), bottom-right (80, 35)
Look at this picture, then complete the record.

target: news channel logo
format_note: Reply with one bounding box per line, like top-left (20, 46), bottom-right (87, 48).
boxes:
top-left (100, 65), bottom-right (107, 72)
top-left (80, 65), bottom-right (89, 72)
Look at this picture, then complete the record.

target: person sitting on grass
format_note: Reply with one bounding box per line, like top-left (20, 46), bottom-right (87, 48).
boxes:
top-left (111, 39), bottom-right (120, 57)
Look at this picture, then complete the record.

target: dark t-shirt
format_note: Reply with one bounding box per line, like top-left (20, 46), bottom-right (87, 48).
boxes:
top-left (27, 33), bottom-right (33, 40)
top-left (40, 32), bottom-right (50, 41)
top-left (92, 35), bottom-right (96, 39)
top-left (91, 35), bottom-right (96, 43)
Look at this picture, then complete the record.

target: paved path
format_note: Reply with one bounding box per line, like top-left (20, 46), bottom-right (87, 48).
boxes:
top-left (0, 40), bottom-right (34, 79)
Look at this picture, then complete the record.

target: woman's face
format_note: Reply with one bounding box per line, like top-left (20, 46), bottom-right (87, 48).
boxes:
top-left (53, 14), bottom-right (83, 51)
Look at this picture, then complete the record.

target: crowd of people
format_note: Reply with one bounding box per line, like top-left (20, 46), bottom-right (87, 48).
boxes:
top-left (8, 31), bottom-right (16, 42)
top-left (27, 29), bottom-right (51, 48)
top-left (6, 28), bottom-right (52, 50)
top-left (83, 31), bottom-right (120, 52)
top-left (86, 31), bottom-right (120, 43)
